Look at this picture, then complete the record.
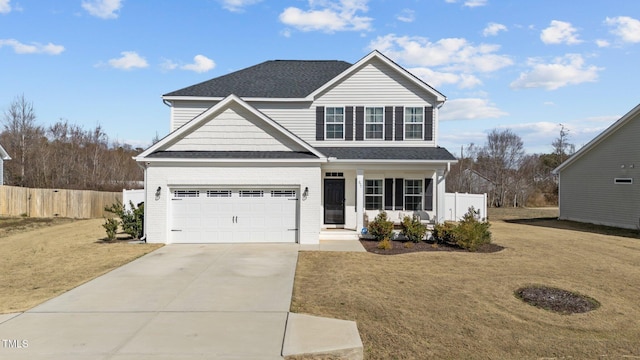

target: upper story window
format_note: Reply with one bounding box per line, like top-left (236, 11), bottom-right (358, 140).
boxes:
top-left (404, 107), bottom-right (424, 140)
top-left (325, 107), bottom-right (344, 140)
top-left (365, 107), bottom-right (384, 140)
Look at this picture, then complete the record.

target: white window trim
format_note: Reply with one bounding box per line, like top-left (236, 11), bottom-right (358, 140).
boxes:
top-left (325, 106), bottom-right (345, 140)
top-left (403, 106), bottom-right (424, 141)
top-left (365, 179), bottom-right (384, 210)
top-left (364, 106), bottom-right (384, 141)
top-left (404, 179), bottom-right (423, 211)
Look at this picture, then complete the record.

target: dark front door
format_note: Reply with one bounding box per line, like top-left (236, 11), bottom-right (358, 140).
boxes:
top-left (324, 179), bottom-right (345, 225)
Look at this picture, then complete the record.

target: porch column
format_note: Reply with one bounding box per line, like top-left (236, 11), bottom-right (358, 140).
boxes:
top-left (356, 169), bottom-right (364, 232)
top-left (436, 169), bottom-right (446, 223)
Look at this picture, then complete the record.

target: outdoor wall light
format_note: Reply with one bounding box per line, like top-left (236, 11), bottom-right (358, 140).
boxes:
top-left (303, 187), bottom-right (309, 198)
top-left (155, 186), bottom-right (162, 198)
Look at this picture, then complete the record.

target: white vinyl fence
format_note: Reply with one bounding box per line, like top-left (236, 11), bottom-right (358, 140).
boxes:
top-left (122, 189), bottom-right (145, 212)
top-left (444, 192), bottom-right (487, 222)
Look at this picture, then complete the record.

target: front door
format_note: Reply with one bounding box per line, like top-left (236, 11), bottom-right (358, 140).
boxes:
top-left (324, 179), bottom-right (345, 225)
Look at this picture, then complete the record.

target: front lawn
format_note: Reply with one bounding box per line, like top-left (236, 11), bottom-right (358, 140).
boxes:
top-left (291, 208), bottom-right (640, 359)
top-left (0, 218), bottom-right (162, 313)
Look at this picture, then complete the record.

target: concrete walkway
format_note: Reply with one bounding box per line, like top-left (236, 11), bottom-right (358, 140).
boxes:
top-left (0, 242), bottom-right (363, 359)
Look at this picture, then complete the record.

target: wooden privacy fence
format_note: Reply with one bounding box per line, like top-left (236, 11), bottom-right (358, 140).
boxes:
top-left (0, 185), bottom-right (122, 219)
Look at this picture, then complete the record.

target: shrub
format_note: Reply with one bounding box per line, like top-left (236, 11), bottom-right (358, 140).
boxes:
top-left (102, 218), bottom-right (119, 241)
top-left (368, 211), bottom-right (394, 241)
top-left (404, 242), bottom-right (414, 249)
top-left (401, 215), bottom-right (427, 243)
top-left (432, 222), bottom-right (457, 245)
top-left (452, 207), bottom-right (492, 251)
top-left (377, 237), bottom-right (393, 250)
top-left (104, 200), bottom-right (145, 240)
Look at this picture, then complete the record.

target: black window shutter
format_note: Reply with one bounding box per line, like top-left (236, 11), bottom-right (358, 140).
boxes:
top-left (384, 106), bottom-right (393, 141)
top-left (355, 106), bottom-right (364, 141)
top-left (424, 178), bottom-right (433, 211)
top-left (345, 106), bottom-right (354, 141)
top-left (384, 178), bottom-right (393, 210)
top-left (424, 106), bottom-right (433, 141)
top-left (394, 178), bottom-right (404, 210)
top-left (395, 107), bottom-right (404, 141)
top-left (316, 106), bottom-right (325, 141)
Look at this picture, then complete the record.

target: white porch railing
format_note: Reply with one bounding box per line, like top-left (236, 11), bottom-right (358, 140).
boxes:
top-left (444, 192), bottom-right (487, 221)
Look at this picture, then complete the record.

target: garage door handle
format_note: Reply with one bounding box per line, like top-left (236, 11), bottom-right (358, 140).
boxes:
top-left (171, 229), bottom-right (182, 232)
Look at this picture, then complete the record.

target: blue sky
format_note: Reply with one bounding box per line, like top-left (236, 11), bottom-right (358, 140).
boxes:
top-left (1, 0), bottom-right (639, 154)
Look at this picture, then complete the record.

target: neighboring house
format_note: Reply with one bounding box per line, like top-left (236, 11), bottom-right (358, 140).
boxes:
top-left (135, 50), bottom-right (457, 244)
top-left (0, 143), bottom-right (10, 186)
top-left (554, 103), bottom-right (640, 230)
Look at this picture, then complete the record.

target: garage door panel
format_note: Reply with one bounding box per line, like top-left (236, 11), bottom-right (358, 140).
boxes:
top-left (171, 188), bottom-right (298, 244)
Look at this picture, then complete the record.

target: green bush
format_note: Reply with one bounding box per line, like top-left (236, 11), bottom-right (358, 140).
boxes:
top-left (432, 221), bottom-right (457, 245)
top-left (102, 218), bottom-right (119, 241)
top-left (401, 215), bottom-right (427, 243)
top-left (368, 211), bottom-right (394, 241)
top-left (104, 200), bottom-right (145, 240)
top-left (452, 207), bottom-right (492, 251)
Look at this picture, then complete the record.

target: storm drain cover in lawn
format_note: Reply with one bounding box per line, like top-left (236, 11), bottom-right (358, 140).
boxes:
top-left (515, 286), bottom-right (600, 315)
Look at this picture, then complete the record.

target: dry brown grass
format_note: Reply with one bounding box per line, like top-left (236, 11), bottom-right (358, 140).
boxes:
top-left (0, 218), bottom-right (162, 313)
top-left (291, 207), bottom-right (640, 359)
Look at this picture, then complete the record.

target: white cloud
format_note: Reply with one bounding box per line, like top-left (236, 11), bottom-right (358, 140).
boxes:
top-left (540, 20), bottom-right (582, 45)
top-left (82, 0), bottom-right (122, 19)
top-left (0, 39), bottom-right (65, 54)
top-left (409, 67), bottom-right (482, 89)
top-left (439, 98), bottom-right (508, 121)
top-left (396, 9), bottom-right (415, 23)
top-left (483, 22), bottom-right (507, 37)
top-left (220, 0), bottom-right (262, 12)
top-left (181, 55), bottom-right (215, 73)
top-left (595, 39), bottom-right (610, 48)
top-left (160, 58), bottom-right (178, 71)
top-left (279, 0), bottom-right (373, 33)
top-left (510, 54), bottom-right (602, 90)
top-left (464, 0), bottom-right (487, 7)
top-left (369, 34), bottom-right (513, 73)
top-left (107, 51), bottom-right (148, 70)
top-left (0, 0), bottom-right (11, 14)
top-left (605, 16), bottom-right (640, 43)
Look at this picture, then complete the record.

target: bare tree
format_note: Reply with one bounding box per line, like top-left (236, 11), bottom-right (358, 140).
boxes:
top-left (1, 95), bottom-right (44, 186)
top-left (477, 129), bottom-right (525, 207)
top-left (551, 124), bottom-right (575, 165)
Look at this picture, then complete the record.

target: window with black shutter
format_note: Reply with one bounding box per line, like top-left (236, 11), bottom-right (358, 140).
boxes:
top-left (384, 178), bottom-right (394, 210)
top-left (424, 178), bottom-right (433, 211)
top-left (424, 106), bottom-right (433, 141)
top-left (316, 106), bottom-right (325, 140)
top-left (355, 106), bottom-right (364, 140)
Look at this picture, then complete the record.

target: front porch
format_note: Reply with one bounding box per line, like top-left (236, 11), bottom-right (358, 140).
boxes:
top-left (319, 165), bottom-right (448, 235)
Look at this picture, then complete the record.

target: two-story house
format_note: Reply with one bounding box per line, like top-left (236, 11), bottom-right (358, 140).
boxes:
top-left (135, 50), bottom-right (457, 244)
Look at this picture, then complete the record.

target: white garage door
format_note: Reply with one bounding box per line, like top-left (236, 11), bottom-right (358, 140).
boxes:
top-left (170, 188), bottom-right (298, 243)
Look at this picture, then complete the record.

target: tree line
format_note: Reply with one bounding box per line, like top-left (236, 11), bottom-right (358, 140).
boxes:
top-left (446, 126), bottom-right (575, 207)
top-left (1, 95), bottom-right (143, 191)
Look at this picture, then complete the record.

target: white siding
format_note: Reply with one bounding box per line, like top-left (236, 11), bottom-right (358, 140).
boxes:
top-left (315, 58), bottom-right (437, 106)
top-left (559, 113), bottom-right (640, 229)
top-left (145, 163), bottom-right (321, 244)
top-left (171, 101), bottom-right (215, 130)
top-left (166, 103), bottom-right (301, 152)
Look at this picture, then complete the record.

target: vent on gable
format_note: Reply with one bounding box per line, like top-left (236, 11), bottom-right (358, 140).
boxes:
top-left (614, 178), bottom-right (633, 184)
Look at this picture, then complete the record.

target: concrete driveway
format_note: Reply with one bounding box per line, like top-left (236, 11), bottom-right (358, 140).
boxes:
top-left (0, 244), bottom-right (298, 359)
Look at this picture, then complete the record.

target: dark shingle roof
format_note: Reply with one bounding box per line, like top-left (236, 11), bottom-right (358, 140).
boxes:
top-left (164, 60), bottom-right (352, 98)
top-left (147, 151), bottom-right (318, 159)
top-left (316, 147), bottom-right (457, 161)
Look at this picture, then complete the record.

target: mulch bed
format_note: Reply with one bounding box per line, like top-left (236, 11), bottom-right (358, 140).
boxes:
top-left (515, 286), bottom-right (601, 315)
top-left (359, 239), bottom-right (504, 255)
